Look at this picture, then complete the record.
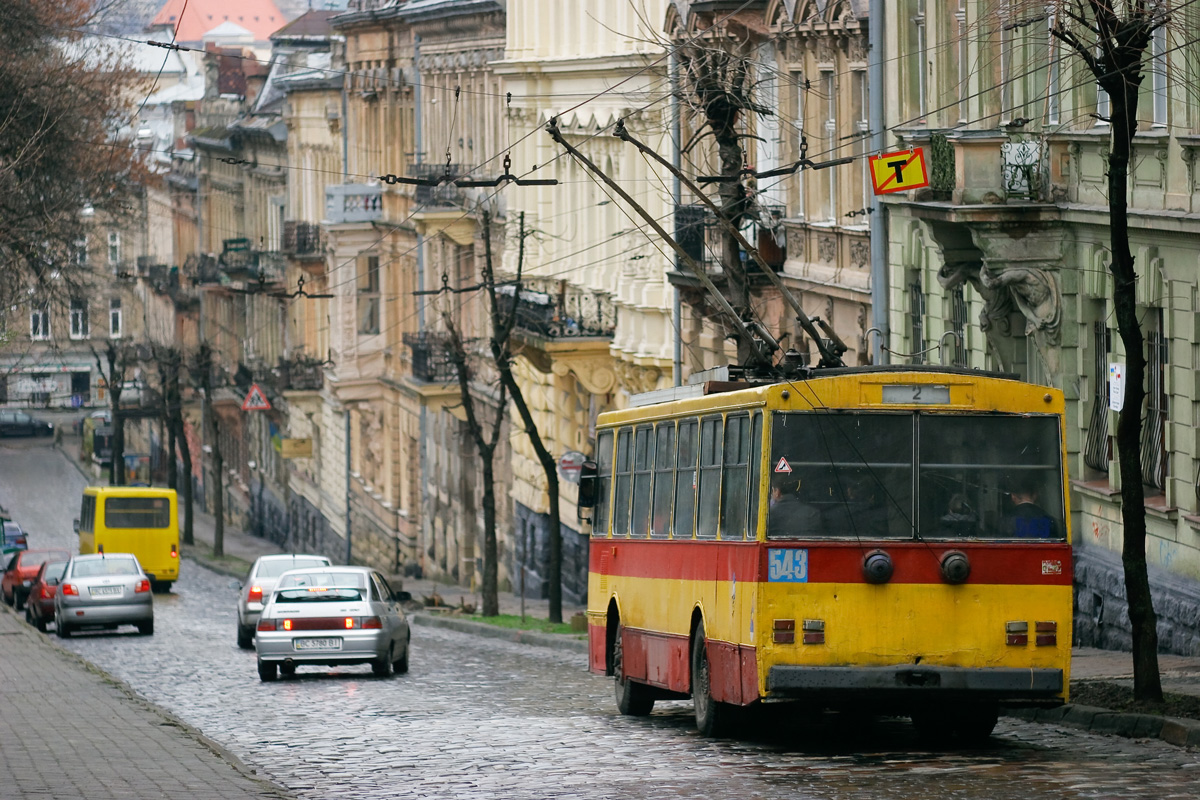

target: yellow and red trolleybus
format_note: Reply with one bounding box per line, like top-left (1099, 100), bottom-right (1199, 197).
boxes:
top-left (579, 366), bottom-right (1072, 740)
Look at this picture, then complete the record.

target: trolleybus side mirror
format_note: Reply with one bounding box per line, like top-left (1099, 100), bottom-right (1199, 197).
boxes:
top-left (73, 518), bottom-right (80, 534)
top-left (577, 460), bottom-right (599, 511)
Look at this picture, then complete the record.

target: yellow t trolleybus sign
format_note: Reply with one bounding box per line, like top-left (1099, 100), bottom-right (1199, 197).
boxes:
top-left (869, 147), bottom-right (929, 194)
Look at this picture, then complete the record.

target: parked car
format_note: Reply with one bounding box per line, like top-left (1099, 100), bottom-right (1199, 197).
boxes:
top-left (1, 520), bottom-right (28, 557)
top-left (254, 566), bottom-right (411, 681)
top-left (24, 559), bottom-right (69, 633)
top-left (3, 548), bottom-right (71, 609)
top-left (237, 553), bottom-right (332, 649)
top-left (0, 410), bottom-right (53, 437)
top-left (55, 553), bottom-right (154, 637)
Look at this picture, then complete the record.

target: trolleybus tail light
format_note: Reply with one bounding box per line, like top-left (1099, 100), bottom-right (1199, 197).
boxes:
top-left (257, 619), bottom-right (276, 631)
top-left (248, 585), bottom-right (263, 603)
top-left (1035, 621), bottom-right (1057, 646)
top-left (802, 619), bottom-right (825, 645)
top-left (1005, 621), bottom-right (1028, 646)
top-left (772, 619), bottom-right (795, 644)
top-left (170, 544), bottom-right (178, 559)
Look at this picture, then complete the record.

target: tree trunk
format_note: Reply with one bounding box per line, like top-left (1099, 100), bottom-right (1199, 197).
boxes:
top-left (212, 423), bottom-right (224, 558)
top-left (175, 407), bottom-right (194, 546)
top-left (480, 443), bottom-right (499, 617)
top-left (1107, 74), bottom-right (1162, 702)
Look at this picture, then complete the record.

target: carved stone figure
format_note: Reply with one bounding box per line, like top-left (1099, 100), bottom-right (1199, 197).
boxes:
top-left (978, 264), bottom-right (1061, 344)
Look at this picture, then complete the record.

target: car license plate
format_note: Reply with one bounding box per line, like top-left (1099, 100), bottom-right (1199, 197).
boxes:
top-left (90, 586), bottom-right (123, 596)
top-left (294, 638), bottom-right (341, 651)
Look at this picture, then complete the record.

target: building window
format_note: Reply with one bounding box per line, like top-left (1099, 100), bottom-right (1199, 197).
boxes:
top-left (913, 0), bottom-right (928, 120)
top-left (908, 279), bottom-right (926, 365)
top-left (956, 0), bottom-right (968, 122)
top-left (1046, 14), bottom-right (1060, 125)
top-left (795, 77), bottom-right (806, 220)
top-left (1096, 46), bottom-right (1110, 125)
top-left (107, 231), bottom-right (121, 266)
top-left (70, 299), bottom-right (88, 339)
top-left (75, 238), bottom-right (88, 266)
top-left (852, 69), bottom-right (869, 217)
top-left (1141, 311), bottom-right (1168, 490)
top-left (949, 285), bottom-right (968, 367)
top-left (822, 70), bottom-right (837, 221)
top-left (30, 304), bottom-right (50, 340)
top-left (1151, 26), bottom-right (1167, 127)
top-left (357, 255), bottom-right (380, 335)
top-left (1084, 320), bottom-right (1111, 474)
top-left (109, 298), bottom-right (122, 339)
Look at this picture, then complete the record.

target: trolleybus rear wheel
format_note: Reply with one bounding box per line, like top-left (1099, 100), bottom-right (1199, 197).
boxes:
top-left (613, 625), bottom-right (654, 716)
top-left (691, 623), bottom-right (732, 737)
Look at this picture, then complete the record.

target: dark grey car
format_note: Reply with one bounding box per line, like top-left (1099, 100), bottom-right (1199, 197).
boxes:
top-left (55, 553), bottom-right (154, 637)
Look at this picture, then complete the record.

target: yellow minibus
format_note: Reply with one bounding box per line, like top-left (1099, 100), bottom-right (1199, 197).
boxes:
top-left (76, 487), bottom-right (180, 591)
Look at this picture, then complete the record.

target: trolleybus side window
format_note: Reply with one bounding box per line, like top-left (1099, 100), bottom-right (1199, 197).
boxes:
top-left (748, 412), bottom-right (762, 538)
top-left (674, 418), bottom-right (698, 539)
top-left (720, 413), bottom-right (751, 540)
top-left (613, 427), bottom-right (633, 537)
top-left (918, 414), bottom-right (1065, 541)
top-left (592, 430), bottom-right (614, 538)
top-left (631, 425), bottom-right (654, 538)
top-left (650, 422), bottom-right (675, 539)
top-left (696, 415), bottom-right (723, 539)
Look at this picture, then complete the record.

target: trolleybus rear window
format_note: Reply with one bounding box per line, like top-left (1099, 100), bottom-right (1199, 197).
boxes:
top-left (104, 497), bottom-right (171, 529)
top-left (768, 412), bottom-right (1065, 541)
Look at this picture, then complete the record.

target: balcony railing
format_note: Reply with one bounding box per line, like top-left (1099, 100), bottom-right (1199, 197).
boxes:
top-left (186, 253), bottom-right (221, 284)
top-left (282, 221), bottom-right (325, 257)
top-left (403, 331), bottom-right (461, 383)
top-left (273, 354), bottom-right (325, 392)
top-left (500, 282), bottom-right (616, 339)
top-left (325, 183), bottom-right (383, 224)
top-left (218, 244), bottom-right (285, 283)
top-left (1002, 135), bottom-right (1047, 201)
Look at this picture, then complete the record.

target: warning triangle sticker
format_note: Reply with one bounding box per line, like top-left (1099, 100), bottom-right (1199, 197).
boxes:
top-left (774, 457), bottom-right (792, 474)
top-left (241, 383), bottom-right (271, 411)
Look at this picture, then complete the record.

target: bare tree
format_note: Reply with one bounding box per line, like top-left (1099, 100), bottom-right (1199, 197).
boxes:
top-left (195, 343), bottom-right (224, 557)
top-left (1046, 0), bottom-right (1169, 702)
top-left (155, 344), bottom-right (195, 545)
top-left (91, 340), bottom-right (130, 486)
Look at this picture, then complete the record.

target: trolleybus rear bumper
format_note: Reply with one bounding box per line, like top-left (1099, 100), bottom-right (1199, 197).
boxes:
top-left (768, 665), bottom-right (1063, 704)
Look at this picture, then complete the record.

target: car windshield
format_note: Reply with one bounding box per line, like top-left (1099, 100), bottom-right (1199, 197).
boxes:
top-left (71, 557), bottom-right (140, 577)
top-left (276, 570), bottom-right (367, 590)
top-left (274, 587), bottom-right (364, 603)
top-left (255, 557), bottom-right (330, 579)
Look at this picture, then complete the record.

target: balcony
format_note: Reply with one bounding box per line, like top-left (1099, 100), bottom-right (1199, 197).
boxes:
top-left (325, 183), bottom-right (382, 224)
top-left (186, 253), bottom-right (221, 285)
top-left (273, 353), bottom-right (325, 392)
top-left (281, 221), bottom-right (325, 258)
top-left (500, 282), bottom-right (616, 339)
top-left (408, 162), bottom-right (474, 208)
top-left (672, 203), bottom-right (784, 277)
top-left (403, 331), bottom-right (460, 384)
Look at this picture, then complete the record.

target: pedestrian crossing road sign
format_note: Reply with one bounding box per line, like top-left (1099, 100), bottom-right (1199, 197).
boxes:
top-left (242, 383), bottom-right (271, 411)
top-left (868, 147), bottom-right (929, 195)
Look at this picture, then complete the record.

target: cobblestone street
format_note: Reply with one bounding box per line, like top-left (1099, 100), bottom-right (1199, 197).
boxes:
top-left (3, 439), bottom-right (1199, 799)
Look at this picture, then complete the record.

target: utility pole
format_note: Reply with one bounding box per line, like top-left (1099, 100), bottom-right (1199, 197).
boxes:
top-left (867, 0), bottom-right (888, 364)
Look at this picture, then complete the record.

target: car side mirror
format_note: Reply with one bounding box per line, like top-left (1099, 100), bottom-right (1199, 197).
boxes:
top-left (48, 577), bottom-right (60, 587)
top-left (577, 460), bottom-right (598, 509)
top-left (229, 580), bottom-right (241, 591)
top-left (394, 590), bottom-right (412, 603)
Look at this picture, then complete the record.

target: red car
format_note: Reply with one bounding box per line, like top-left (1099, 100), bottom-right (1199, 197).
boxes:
top-left (24, 558), bottom-right (69, 633)
top-left (2, 549), bottom-right (72, 610)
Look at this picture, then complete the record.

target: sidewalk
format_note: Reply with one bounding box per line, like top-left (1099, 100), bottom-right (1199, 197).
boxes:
top-left (0, 605), bottom-right (290, 799)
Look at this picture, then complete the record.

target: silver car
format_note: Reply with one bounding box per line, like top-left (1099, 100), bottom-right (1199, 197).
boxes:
top-left (237, 553), bottom-right (332, 648)
top-left (55, 553), bottom-right (154, 637)
top-left (254, 566), bottom-right (410, 681)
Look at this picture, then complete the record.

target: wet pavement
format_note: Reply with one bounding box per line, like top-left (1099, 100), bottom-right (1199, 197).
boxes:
top-left (3, 435), bottom-right (1200, 798)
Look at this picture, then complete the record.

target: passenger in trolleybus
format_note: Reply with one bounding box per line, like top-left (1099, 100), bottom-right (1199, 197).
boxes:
top-left (767, 476), bottom-right (821, 538)
top-left (1003, 473), bottom-right (1060, 539)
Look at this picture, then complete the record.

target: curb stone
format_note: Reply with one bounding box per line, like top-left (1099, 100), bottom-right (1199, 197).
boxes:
top-left (411, 612), bottom-right (588, 654)
top-left (1005, 704), bottom-right (1200, 749)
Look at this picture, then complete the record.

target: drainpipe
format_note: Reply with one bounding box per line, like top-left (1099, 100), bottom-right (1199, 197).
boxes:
top-left (868, 0), bottom-right (889, 364)
top-left (344, 407), bottom-right (352, 564)
top-left (670, 52), bottom-right (683, 386)
top-left (414, 33), bottom-right (428, 578)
